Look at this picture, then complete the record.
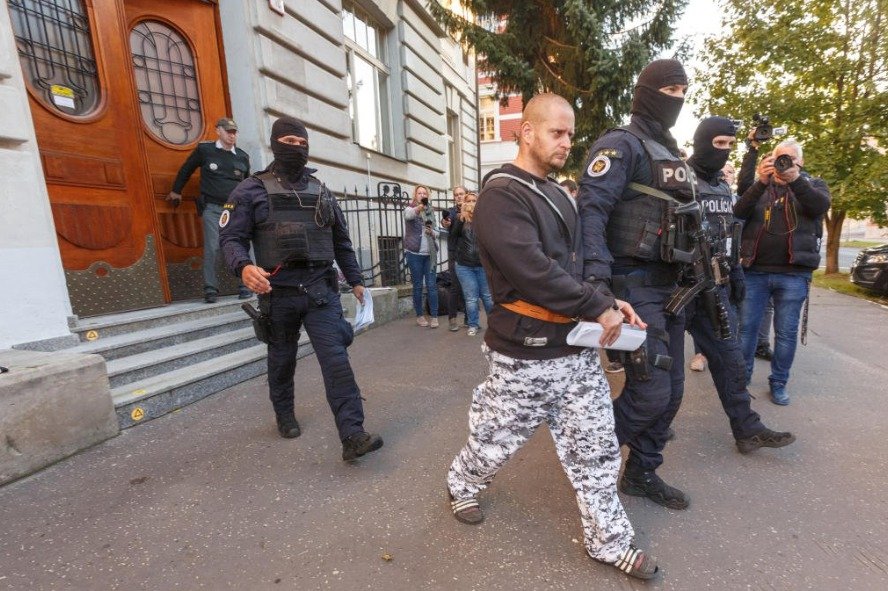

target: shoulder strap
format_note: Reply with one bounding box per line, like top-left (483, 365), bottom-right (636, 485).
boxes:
top-left (485, 173), bottom-right (572, 226)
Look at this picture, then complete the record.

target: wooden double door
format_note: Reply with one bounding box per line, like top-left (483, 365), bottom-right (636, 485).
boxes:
top-left (13, 0), bottom-right (237, 316)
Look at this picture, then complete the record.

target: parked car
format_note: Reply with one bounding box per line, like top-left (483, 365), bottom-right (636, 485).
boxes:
top-left (850, 244), bottom-right (888, 294)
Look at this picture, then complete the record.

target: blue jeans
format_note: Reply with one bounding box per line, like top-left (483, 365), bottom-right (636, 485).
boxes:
top-left (740, 271), bottom-right (810, 387)
top-left (455, 263), bottom-right (493, 328)
top-left (405, 251), bottom-right (438, 317)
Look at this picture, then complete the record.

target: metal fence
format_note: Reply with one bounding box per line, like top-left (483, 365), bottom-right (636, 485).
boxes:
top-left (335, 182), bottom-right (454, 287)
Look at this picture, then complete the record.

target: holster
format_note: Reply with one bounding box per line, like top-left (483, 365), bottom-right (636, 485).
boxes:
top-left (242, 301), bottom-right (271, 344)
top-left (622, 345), bottom-right (651, 382)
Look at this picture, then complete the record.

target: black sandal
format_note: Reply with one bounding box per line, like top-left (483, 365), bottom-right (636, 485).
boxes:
top-left (448, 491), bottom-right (484, 525)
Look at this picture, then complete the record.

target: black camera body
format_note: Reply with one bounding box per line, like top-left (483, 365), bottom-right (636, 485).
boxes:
top-left (774, 154), bottom-right (795, 173)
top-left (420, 197), bottom-right (429, 206)
top-left (752, 113), bottom-right (773, 142)
top-left (751, 113), bottom-right (788, 143)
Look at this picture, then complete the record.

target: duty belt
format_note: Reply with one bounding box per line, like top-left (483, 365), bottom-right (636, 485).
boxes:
top-left (500, 300), bottom-right (574, 324)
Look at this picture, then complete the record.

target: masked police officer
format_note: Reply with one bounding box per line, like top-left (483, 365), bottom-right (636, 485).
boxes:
top-left (684, 117), bottom-right (795, 453)
top-left (578, 59), bottom-right (692, 510)
top-left (219, 116), bottom-right (383, 462)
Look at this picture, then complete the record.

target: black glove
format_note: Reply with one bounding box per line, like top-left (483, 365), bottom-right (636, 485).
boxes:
top-left (729, 266), bottom-right (746, 305)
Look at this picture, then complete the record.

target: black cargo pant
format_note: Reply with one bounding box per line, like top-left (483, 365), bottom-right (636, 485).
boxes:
top-left (612, 274), bottom-right (685, 472)
top-left (686, 283), bottom-right (765, 440)
top-left (262, 282), bottom-right (364, 441)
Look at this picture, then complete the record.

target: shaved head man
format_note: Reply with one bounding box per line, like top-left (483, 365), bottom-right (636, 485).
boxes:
top-left (445, 94), bottom-right (657, 580)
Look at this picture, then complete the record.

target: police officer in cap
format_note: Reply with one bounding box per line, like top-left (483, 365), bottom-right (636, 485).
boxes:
top-left (220, 116), bottom-right (383, 461)
top-left (578, 59), bottom-right (692, 510)
top-left (684, 117), bottom-right (795, 454)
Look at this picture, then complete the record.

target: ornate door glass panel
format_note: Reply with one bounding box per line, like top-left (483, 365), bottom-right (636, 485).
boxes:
top-left (129, 20), bottom-right (202, 145)
top-left (9, 0), bottom-right (101, 116)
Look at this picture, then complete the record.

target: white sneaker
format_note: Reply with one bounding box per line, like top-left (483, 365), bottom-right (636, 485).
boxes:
top-left (416, 316), bottom-right (429, 327)
top-left (429, 318), bottom-right (439, 328)
top-left (467, 327), bottom-right (478, 336)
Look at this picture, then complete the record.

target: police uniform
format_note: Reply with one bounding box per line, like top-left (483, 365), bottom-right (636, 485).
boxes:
top-left (171, 125), bottom-right (250, 300)
top-left (579, 117), bottom-right (691, 494)
top-left (685, 171), bottom-right (768, 437)
top-left (685, 116), bottom-right (795, 452)
top-left (219, 116), bottom-right (382, 461)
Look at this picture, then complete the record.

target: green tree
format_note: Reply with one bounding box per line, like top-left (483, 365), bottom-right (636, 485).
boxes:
top-left (695, 0), bottom-right (888, 274)
top-left (429, 0), bottom-right (687, 172)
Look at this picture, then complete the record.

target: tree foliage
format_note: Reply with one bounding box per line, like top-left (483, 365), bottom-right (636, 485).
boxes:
top-left (694, 0), bottom-right (888, 272)
top-left (429, 0), bottom-right (687, 171)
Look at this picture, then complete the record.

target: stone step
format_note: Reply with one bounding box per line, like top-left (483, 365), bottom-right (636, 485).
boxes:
top-left (112, 335), bottom-right (315, 429)
top-left (105, 327), bottom-right (259, 389)
top-left (71, 295), bottom-right (256, 342)
top-left (68, 312), bottom-right (251, 362)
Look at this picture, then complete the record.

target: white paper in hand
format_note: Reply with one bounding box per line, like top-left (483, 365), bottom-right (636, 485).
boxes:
top-left (353, 289), bottom-right (374, 332)
top-left (566, 322), bottom-right (646, 351)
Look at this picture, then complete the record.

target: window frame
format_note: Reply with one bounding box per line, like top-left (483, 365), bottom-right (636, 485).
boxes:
top-left (10, 0), bottom-right (108, 123)
top-left (478, 95), bottom-right (498, 143)
top-left (342, 2), bottom-right (393, 155)
top-left (128, 17), bottom-right (205, 149)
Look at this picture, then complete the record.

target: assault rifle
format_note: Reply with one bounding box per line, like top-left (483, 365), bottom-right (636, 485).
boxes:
top-left (664, 201), bottom-right (732, 340)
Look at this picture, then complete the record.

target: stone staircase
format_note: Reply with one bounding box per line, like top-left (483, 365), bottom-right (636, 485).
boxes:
top-left (64, 297), bottom-right (312, 429)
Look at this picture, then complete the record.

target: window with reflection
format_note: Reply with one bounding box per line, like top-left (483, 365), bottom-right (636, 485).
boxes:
top-left (342, 3), bottom-right (391, 154)
top-left (479, 96), bottom-right (497, 142)
top-left (9, 0), bottom-right (101, 117)
top-left (129, 20), bottom-right (203, 145)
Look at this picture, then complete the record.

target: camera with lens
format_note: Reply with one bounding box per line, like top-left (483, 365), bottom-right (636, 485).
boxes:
top-left (773, 154), bottom-right (795, 173)
top-left (420, 197), bottom-right (429, 206)
top-left (751, 113), bottom-right (787, 143)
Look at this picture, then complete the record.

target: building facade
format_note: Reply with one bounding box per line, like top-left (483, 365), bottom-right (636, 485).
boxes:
top-left (0, 0), bottom-right (478, 349)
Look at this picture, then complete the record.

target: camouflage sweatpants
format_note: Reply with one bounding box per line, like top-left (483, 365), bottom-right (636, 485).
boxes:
top-left (447, 345), bottom-right (634, 563)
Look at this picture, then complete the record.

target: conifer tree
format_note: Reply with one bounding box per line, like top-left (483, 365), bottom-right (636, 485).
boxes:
top-left (429, 0), bottom-right (687, 171)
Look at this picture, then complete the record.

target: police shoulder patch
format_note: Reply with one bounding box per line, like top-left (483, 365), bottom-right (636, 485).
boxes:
top-left (219, 210), bottom-right (231, 228)
top-left (223, 203), bottom-right (235, 210)
top-left (586, 154), bottom-right (612, 177)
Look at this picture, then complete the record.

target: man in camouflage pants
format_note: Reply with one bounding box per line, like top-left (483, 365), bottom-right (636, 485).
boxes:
top-left (446, 94), bottom-right (658, 580)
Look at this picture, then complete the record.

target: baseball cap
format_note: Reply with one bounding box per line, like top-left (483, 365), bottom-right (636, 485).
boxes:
top-left (215, 117), bottom-right (238, 131)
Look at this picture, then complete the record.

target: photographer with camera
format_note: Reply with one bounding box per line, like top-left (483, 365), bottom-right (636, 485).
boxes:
top-left (404, 185), bottom-right (441, 328)
top-left (734, 138), bottom-right (830, 405)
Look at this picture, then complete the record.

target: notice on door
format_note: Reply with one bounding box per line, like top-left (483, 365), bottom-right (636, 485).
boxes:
top-left (50, 85), bottom-right (76, 109)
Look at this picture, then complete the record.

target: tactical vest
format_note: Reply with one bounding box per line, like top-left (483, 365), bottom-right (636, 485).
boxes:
top-left (252, 172), bottom-right (336, 269)
top-left (606, 124), bottom-right (696, 263)
top-left (694, 177), bottom-right (740, 262)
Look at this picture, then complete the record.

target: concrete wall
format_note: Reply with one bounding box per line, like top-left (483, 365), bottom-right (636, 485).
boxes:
top-left (218, 0), bottom-right (479, 196)
top-left (0, 3), bottom-right (74, 349)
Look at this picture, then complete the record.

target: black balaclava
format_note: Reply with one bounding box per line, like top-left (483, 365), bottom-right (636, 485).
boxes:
top-left (271, 116), bottom-right (309, 179)
top-left (688, 116), bottom-right (737, 178)
top-left (630, 59), bottom-right (688, 131)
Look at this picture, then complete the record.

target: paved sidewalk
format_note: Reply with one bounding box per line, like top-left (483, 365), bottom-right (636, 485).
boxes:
top-left (1, 287), bottom-right (886, 590)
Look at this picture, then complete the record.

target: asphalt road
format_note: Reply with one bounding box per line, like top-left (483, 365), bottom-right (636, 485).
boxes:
top-left (1, 287), bottom-right (886, 590)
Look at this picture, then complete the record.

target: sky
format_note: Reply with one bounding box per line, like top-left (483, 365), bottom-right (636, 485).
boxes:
top-left (668, 0), bottom-right (722, 149)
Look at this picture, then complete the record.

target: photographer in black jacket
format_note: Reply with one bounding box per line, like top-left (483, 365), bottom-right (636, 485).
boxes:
top-left (734, 138), bottom-right (830, 405)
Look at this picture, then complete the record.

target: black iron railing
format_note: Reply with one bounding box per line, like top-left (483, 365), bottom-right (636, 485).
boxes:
top-left (334, 182), bottom-right (454, 287)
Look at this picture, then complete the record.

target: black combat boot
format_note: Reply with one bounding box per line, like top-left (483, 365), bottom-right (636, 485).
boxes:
top-left (620, 463), bottom-right (690, 510)
top-left (342, 431), bottom-right (383, 461)
top-left (735, 428), bottom-right (795, 454)
top-left (276, 414), bottom-right (301, 439)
